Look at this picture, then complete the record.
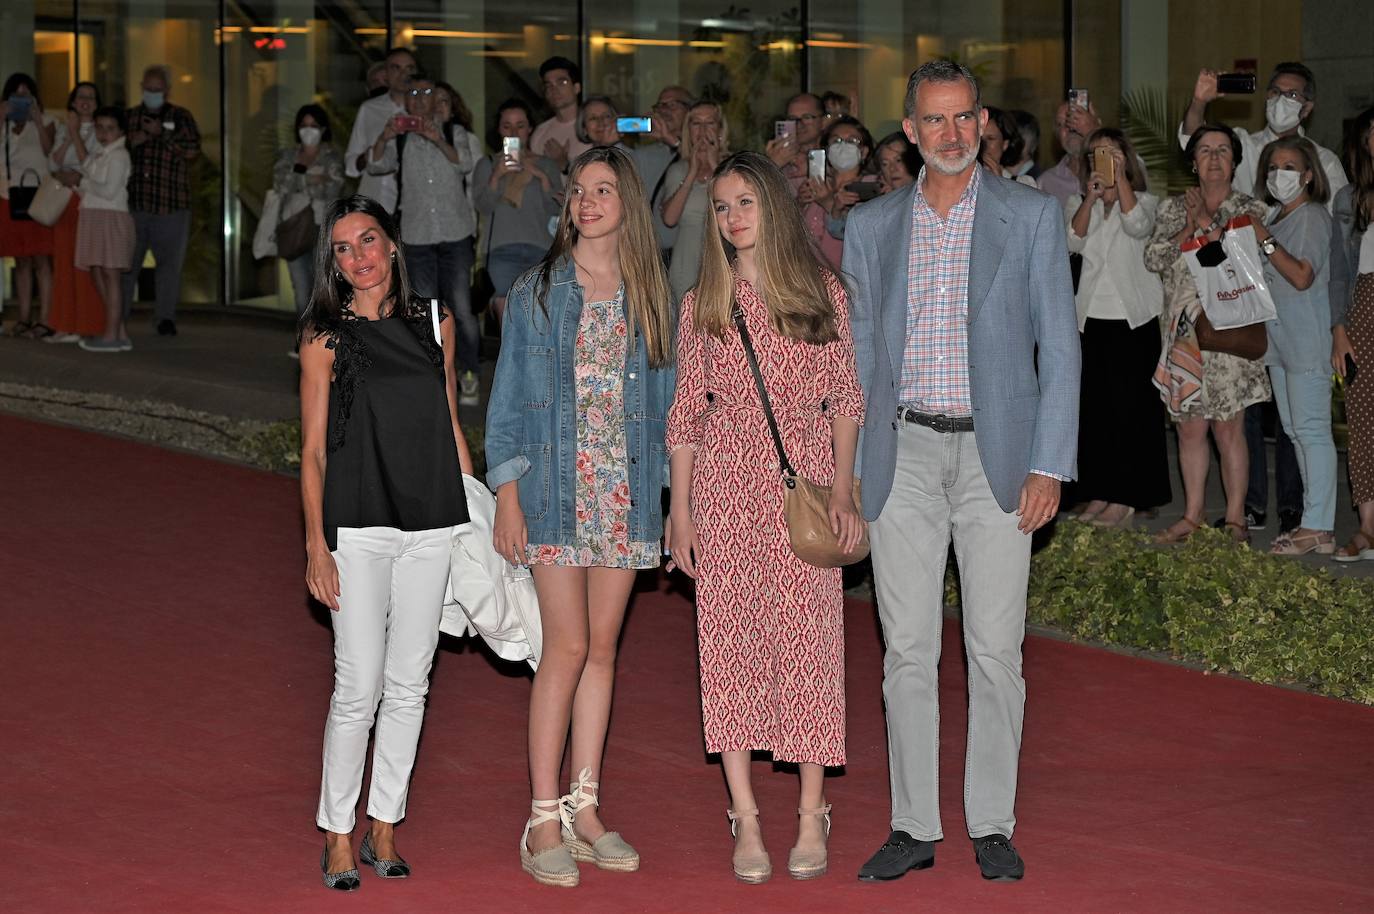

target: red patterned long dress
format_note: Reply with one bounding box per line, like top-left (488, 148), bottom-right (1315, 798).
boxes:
top-left (666, 272), bottom-right (864, 767)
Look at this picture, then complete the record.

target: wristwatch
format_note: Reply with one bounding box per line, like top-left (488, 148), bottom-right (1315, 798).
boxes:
top-left (1259, 236), bottom-right (1278, 258)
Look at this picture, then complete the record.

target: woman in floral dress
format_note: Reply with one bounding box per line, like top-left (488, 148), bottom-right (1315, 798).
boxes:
top-left (666, 151), bottom-right (864, 883)
top-left (486, 146), bottom-right (676, 888)
top-left (1146, 124), bottom-right (1270, 544)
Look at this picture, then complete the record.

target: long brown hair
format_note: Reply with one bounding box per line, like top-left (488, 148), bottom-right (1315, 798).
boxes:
top-left (534, 146), bottom-right (674, 367)
top-left (1344, 106), bottom-right (1374, 233)
top-left (299, 194), bottom-right (414, 343)
top-left (693, 151), bottom-right (837, 343)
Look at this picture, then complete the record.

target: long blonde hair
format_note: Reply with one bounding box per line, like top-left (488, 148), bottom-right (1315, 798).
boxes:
top-left (678, 101), bottom-right (730, 165)
top-left (535, 146), bottom-right (674, 367)
top-left (694, 151), bottom-right (837, 343)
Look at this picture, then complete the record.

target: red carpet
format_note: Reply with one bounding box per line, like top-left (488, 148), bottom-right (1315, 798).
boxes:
top-left (3, 413), bottom-right (1373, 913)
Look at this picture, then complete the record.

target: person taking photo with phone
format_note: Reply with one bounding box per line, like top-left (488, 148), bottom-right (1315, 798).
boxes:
top-left (1064, 128), bottom-right (1170, 527)
top-left (1181, 63), bottom-right (1347, 211)
top-left (472, 99), bottom-right (562, 324)
top-left (368, 72), bottom-right (482, 406)
top-left (809, 116), bottom-right (879, 256)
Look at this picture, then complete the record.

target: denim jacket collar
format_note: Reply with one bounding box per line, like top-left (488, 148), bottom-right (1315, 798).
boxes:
top-left (549, 255), bottom-right (578, 287)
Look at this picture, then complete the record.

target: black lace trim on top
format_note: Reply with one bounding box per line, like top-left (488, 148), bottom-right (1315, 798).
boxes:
top-left (321, 296), bottom-right (446, 453)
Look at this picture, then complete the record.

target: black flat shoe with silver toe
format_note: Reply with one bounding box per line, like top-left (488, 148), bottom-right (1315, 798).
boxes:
top-left (360, 832), bottom-right (411, 878)
top-left (320, 848), bottom-right (361, 891)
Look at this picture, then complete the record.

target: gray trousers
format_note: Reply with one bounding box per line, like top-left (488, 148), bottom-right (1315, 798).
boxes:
top-left (121, 209), bottom-right (192, 322)
top-left (870, 422), bottom-right (1030, 841)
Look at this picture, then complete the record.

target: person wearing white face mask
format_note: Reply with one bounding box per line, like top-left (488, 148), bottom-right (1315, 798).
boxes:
top-left (273, 104), bottom-right (345, 329)
top-left (1250, 136), bottom-right (1338, 555)
top-left (123, 64), bottom-right (202, 337)
top-left (806, 115), bottom-right (877, 264)
top-left (1181, 63), bottom-right (1347, 213)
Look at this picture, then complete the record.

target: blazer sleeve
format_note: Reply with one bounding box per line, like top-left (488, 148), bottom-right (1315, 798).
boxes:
top-left (840, 206), bottom-right (877, 475)
top-left (1026, 195), bottom-right (1081, 481)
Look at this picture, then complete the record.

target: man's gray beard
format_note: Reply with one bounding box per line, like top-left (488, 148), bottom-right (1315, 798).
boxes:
top-left (919, 142), bottom-right (979, 176)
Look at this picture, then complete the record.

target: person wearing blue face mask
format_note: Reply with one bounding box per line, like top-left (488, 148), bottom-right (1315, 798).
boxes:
top-left (122, 64), bottom-right (202, 338)
top-left (0, 72), bottom-right (57, 339)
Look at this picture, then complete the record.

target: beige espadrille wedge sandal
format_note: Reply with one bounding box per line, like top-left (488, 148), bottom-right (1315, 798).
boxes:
top-left (727, 807), bottom-right (772, 884)
top-left (520, 797), bottom-right (580, 887)
top-left (560, 767), bottom-right (640, 872)
top-left (787, 803), bottom-right (832, 879)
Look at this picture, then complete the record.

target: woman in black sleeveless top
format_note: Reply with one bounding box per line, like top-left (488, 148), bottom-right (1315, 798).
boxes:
top-left (298, 195), bottom-right (472, 891)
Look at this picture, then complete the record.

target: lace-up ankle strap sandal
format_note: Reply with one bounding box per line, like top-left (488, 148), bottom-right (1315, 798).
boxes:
top-left (359, 830), bottom-right (410, 878)
top-left (521, 798), bottom-right (580, 887)
top-left (727, 807), bottom-right (771, 884)
top-left (561, 767), bottom-right (640, 872)
top-left (787, 803), bottom-right (833, 879)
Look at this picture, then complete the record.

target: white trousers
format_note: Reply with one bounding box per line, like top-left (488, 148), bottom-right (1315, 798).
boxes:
top-left (316, 525), bottom-right (455, 834)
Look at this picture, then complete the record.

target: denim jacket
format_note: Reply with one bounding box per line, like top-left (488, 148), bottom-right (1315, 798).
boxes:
top-left (1330, 184), bottom-right (1367, 329)
top-left (485, 256), bottom-right (676, 545)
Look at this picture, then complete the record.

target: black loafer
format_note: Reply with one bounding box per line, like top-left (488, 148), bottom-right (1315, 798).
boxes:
top-left (857, 830), bottom-right (936, 881)
top-left (157, 319), bottom-right (177, 336)
top-left (973, 833), bottom-right (1024, 881)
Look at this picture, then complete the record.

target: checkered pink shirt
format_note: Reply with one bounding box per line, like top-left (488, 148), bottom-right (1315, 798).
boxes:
top-left (898, 165), bottom-right (980, 416)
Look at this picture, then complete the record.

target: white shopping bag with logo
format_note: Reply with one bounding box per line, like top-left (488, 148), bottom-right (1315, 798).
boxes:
top-left (1181, 215), bottom-right (1277, 330)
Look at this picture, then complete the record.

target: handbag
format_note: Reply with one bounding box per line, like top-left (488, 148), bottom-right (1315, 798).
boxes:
top-left (27, 173), bottom-right (72, 227)
top-left (275, 194), bottom-right (318, 260)
top-left (732, 306), bottom-right (868, 568)
top-left (1181, 215), bottom-right (1276, 363)
top-left (5, 132), bottom-right (39, 221)
top-left (1192, 310), bottom-right (1267, 360)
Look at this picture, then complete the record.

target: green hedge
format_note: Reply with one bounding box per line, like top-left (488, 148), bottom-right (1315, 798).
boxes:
top-left (241, 420), bottom-right (1371, 705)
top-left (1010, 523), bottom-right (1374, 705)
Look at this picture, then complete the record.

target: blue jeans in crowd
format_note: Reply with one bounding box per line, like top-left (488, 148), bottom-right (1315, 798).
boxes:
top-left (404, 237), bottom-right (479, 373)
top-left (1244, 399), bottom-right (1303, 519)
top-left (1270, 366), bottom-right (1338, 531)
top-left (287, 252), bottom-right (314, 315)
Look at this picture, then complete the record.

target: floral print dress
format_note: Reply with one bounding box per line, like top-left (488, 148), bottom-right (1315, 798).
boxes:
top-left (526, 288), bottom-right (660, 569)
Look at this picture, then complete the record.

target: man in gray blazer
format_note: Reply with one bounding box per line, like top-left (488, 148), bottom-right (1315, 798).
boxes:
top-left (843, 60), bottom-right (1079, 882)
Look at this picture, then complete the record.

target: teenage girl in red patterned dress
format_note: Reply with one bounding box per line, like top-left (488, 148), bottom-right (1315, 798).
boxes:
top-left (666, 151), bottom-right (864, 883)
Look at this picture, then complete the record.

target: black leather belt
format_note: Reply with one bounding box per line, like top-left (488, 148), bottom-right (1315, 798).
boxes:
top-left (897, 407), bottom-right (974, 433)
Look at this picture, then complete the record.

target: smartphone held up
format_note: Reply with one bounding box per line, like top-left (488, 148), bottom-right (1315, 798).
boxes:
top-left (616, 116), bottom-right (652, 134)
top-left (1093, 145), bottom-right (1115, 189)
top-left (1216, 72), bottom-right (1257, 94)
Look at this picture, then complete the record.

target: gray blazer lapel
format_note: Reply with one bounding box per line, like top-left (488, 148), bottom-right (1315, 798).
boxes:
top-left (880, 184), bottom-right (917, 381)
top-left (968, 179), bottom-right (1011, 326)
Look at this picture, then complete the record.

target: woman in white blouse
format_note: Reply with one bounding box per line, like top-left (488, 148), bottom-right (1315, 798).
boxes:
top-left (1065, 128), bottom-right (1171, 526)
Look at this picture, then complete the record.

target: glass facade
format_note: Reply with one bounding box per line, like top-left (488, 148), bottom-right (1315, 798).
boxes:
top-left (17, 2), bottom-right (1360, 311)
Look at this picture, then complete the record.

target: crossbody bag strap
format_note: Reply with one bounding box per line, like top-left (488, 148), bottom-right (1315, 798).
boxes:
top-left (731, 305), bottom-right (796, 479)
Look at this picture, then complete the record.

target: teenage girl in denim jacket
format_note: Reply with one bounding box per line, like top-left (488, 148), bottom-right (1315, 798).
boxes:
top-left (486, 145), bottom-right (675, 888)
